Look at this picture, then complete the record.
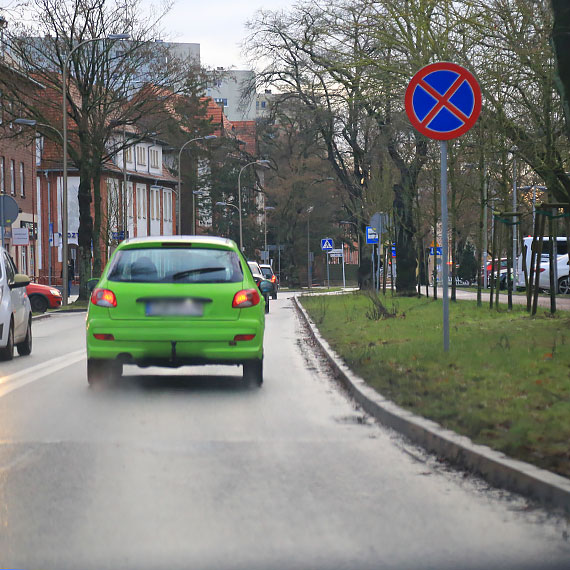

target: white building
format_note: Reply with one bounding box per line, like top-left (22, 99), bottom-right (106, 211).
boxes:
top-left (206, 69), bottom-right (256, 122)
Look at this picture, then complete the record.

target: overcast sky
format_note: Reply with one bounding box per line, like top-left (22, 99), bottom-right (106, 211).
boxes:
top-left (152, 0), bottom-right (298, 70)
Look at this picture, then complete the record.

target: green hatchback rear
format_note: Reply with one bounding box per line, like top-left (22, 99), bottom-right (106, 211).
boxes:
top-left (86, 236), bottom-right (265, 385)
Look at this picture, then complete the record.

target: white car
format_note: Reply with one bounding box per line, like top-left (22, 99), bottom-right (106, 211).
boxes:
top-left (0, 247), bottom-right (33, 360)
top-left (517, 237), bottom-right (568, 293)
top-left (537, 254), bottom-right (569, 294)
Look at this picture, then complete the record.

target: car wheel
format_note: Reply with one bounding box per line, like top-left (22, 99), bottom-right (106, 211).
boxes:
top-left (272, 290), bottom-right (277, 300)
top-left (87, 358), bottom-right (123, 385)
top-left (0, 321), bottom-right (14, 361)
top-left (16, 318), bottom-right (32, 356)
top-left (559, 276), bottom-right (570, 295)
top-left (243, 359), bottom-right (263, 387)
top-left (264, 293), bottom-right (270, 313)
top-left (29, 294), bottom-right (49, 313)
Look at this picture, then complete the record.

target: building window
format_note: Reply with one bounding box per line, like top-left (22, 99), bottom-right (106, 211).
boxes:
top-left (136, 145), bottom-right (146, 166)
top-left (149, 148), bottom-right (159, 169)
top-left (127, 185), bottom-right (134, 219)
top-left (261, 101), bottom-right (266, 109)
top-left (137, 187), bottom-right (147, 219)
top-left (19, 162), bottom-right (25, 196)
top-left (214, 97), bottom-right (228, 107)
top-left (10, 160), bottom-right (15, 195)
top-left (163, 190), bottom-right (172, 221)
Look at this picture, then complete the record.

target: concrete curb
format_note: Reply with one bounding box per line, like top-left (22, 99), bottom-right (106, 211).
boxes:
top-left (294, 294), bottom-right (570, 514)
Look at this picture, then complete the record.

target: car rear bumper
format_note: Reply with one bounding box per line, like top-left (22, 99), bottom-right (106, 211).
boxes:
top-left (86, 317), bottom-right (264, 365)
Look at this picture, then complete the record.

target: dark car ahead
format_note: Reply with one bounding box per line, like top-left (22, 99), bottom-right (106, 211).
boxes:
top-left (259, 264), bottom-right (278, 299)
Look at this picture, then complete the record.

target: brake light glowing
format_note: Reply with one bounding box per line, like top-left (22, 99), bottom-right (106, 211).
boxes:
top-left (232, 288), bottom-right (260, 308)
top-left (270, 275), bottom-right (276, 283)
top-left (91, 288), bottom-right (117, 308)
top-left (94, 333), bottom-right (115, 341)
top-left (233, 334), bottom-right (256, 341)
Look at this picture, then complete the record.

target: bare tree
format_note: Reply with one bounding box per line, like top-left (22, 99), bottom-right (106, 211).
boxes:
top-left (0, 0), bottom-right (203, 298)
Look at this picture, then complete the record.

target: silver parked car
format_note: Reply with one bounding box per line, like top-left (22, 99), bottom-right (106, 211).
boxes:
top-left (0, 247), bottom-right (33, 360)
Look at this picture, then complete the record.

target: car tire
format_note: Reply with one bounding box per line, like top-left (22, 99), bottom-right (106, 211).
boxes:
top-left (243, 359), bottom-right (263, 387)
top-left (272, 290), bottom-right (277, 300)
top-left (0, 321), bottom-right (14, 361)
top-left (29, 294), bottom-right (49, 313)
top-left (264, 293), bottom-right (270, 313)
top-left (16, 318), bottom-right (32, 356)
top-left (559, 276), bottom-right (570, 295)
top-left (87, 358), bottom-right (123, 385)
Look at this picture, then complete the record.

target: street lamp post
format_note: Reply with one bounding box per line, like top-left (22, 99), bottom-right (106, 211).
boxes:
top-left (237, 160), bottom-right (271, 252)
top-left (61, 33), bottom-right (130, 305)
top-left (177, 135), bottom-right (216, 236)
top-left (264, 205), bottom-right (275, 253)
top-left (15, 118), bottom-right (65, 286)
top-left (519, 185), bottom-right (547, 233)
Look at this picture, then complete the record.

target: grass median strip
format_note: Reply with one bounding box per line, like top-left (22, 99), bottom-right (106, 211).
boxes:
top-left (300, 292), bottom-right (570, 479)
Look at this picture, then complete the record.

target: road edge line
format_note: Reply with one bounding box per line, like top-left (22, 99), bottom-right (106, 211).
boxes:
top-left (293, 293), bottom-right (570, 514)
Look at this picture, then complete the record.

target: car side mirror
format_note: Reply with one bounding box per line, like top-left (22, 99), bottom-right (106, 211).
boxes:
top-left (87, 278), bottom-right (100, 292)
top-left (10, 273), bottom-right (31, 289)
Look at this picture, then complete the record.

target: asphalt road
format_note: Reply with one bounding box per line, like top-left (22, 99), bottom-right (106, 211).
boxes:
top-left (0, 295), bottom-right (568, 570)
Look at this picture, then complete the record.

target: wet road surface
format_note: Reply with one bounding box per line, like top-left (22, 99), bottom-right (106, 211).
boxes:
top-left (0, 295), bottom-right (568, 570)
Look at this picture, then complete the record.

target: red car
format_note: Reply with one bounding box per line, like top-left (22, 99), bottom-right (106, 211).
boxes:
top-left (26, 282), bottom-right (62, 313)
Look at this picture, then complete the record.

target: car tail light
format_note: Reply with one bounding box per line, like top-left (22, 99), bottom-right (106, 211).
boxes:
top-left (233, 334), bottom-right (256, 341)
top-left (270, 275), bottom-right (276, 283)
top-left (232, 288), bottom-right (260, 308)
top-left (91, 288), bottom-right (117, 308)
top-left (94, 333), bottom-right (115, 341)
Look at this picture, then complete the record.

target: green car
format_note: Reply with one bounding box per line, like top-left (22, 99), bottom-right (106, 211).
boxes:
top-left (86, 236), bottom-right (265, 386)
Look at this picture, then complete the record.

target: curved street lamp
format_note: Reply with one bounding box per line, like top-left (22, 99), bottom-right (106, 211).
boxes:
top-left (177, 135), bottom-right (217, 235)
top-left (61, 33), bottom-right (130, 305)
top-left (237, 160), bottom-right (271, 251)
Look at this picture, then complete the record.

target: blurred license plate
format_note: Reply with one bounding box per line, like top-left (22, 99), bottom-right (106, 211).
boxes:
top-left (146, 299), bottom-right (203, 316)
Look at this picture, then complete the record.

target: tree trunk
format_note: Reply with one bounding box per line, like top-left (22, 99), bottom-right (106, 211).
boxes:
top-left (77, 164), bottom-right (93, 301)
top-left (92, 168), bottom-right (103, 278)
top-left (393, 182), bottom-right (417, 295)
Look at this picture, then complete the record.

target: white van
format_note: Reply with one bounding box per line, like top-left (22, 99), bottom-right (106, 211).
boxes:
top-left (0, 247), bottom-right (33, 360)
top-left (517, 236), bottom-right (569, 293)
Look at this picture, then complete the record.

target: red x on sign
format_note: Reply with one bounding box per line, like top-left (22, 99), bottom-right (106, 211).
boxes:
top-left (405, 62), bottom-right (482, 140)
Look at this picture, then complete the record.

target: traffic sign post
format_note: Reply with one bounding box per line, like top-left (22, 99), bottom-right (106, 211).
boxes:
top-left (406, 62), bottom-right (481, 352)
top-left (0, 194), bottom-right (19, 250)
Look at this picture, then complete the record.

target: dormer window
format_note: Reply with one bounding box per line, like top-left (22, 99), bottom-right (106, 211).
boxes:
top-left (136, 145), bottom-right (146, 166)
top-left (149, 148), bottom-right (159, 169)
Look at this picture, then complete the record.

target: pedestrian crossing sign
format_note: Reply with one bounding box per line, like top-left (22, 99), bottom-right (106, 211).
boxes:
top-left (321, 238), bottom-right (334, 251)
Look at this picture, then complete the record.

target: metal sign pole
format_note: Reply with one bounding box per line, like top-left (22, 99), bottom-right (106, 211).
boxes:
top-left (441, 140), bottom-right (450, 352)
top-left (371, 245), bottom-right (375, 290)
top-left (342, 248), bottom-right (346, 289)
top-left (327, 251), bottom-right (330, 288)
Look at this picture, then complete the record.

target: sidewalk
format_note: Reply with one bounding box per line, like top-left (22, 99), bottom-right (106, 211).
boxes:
top-left (445, 288), bottom-right (570, 311)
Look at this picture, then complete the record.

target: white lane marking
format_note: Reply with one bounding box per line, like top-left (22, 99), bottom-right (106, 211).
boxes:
top-left (0, 349), bottom-right (86, 399)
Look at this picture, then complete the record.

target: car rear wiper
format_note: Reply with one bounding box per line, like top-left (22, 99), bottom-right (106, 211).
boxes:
top-left (172, 267), bottom-right (225, 280)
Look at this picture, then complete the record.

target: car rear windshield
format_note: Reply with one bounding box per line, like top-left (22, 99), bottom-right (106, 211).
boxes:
top-left (260, 267), bottom-right (273, 278)
top-left (107, 247), bottom-right (244, 283)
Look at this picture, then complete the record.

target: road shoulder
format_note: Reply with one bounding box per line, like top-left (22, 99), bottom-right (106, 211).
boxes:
top-left (294, 294), bottom-right (570, 514)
